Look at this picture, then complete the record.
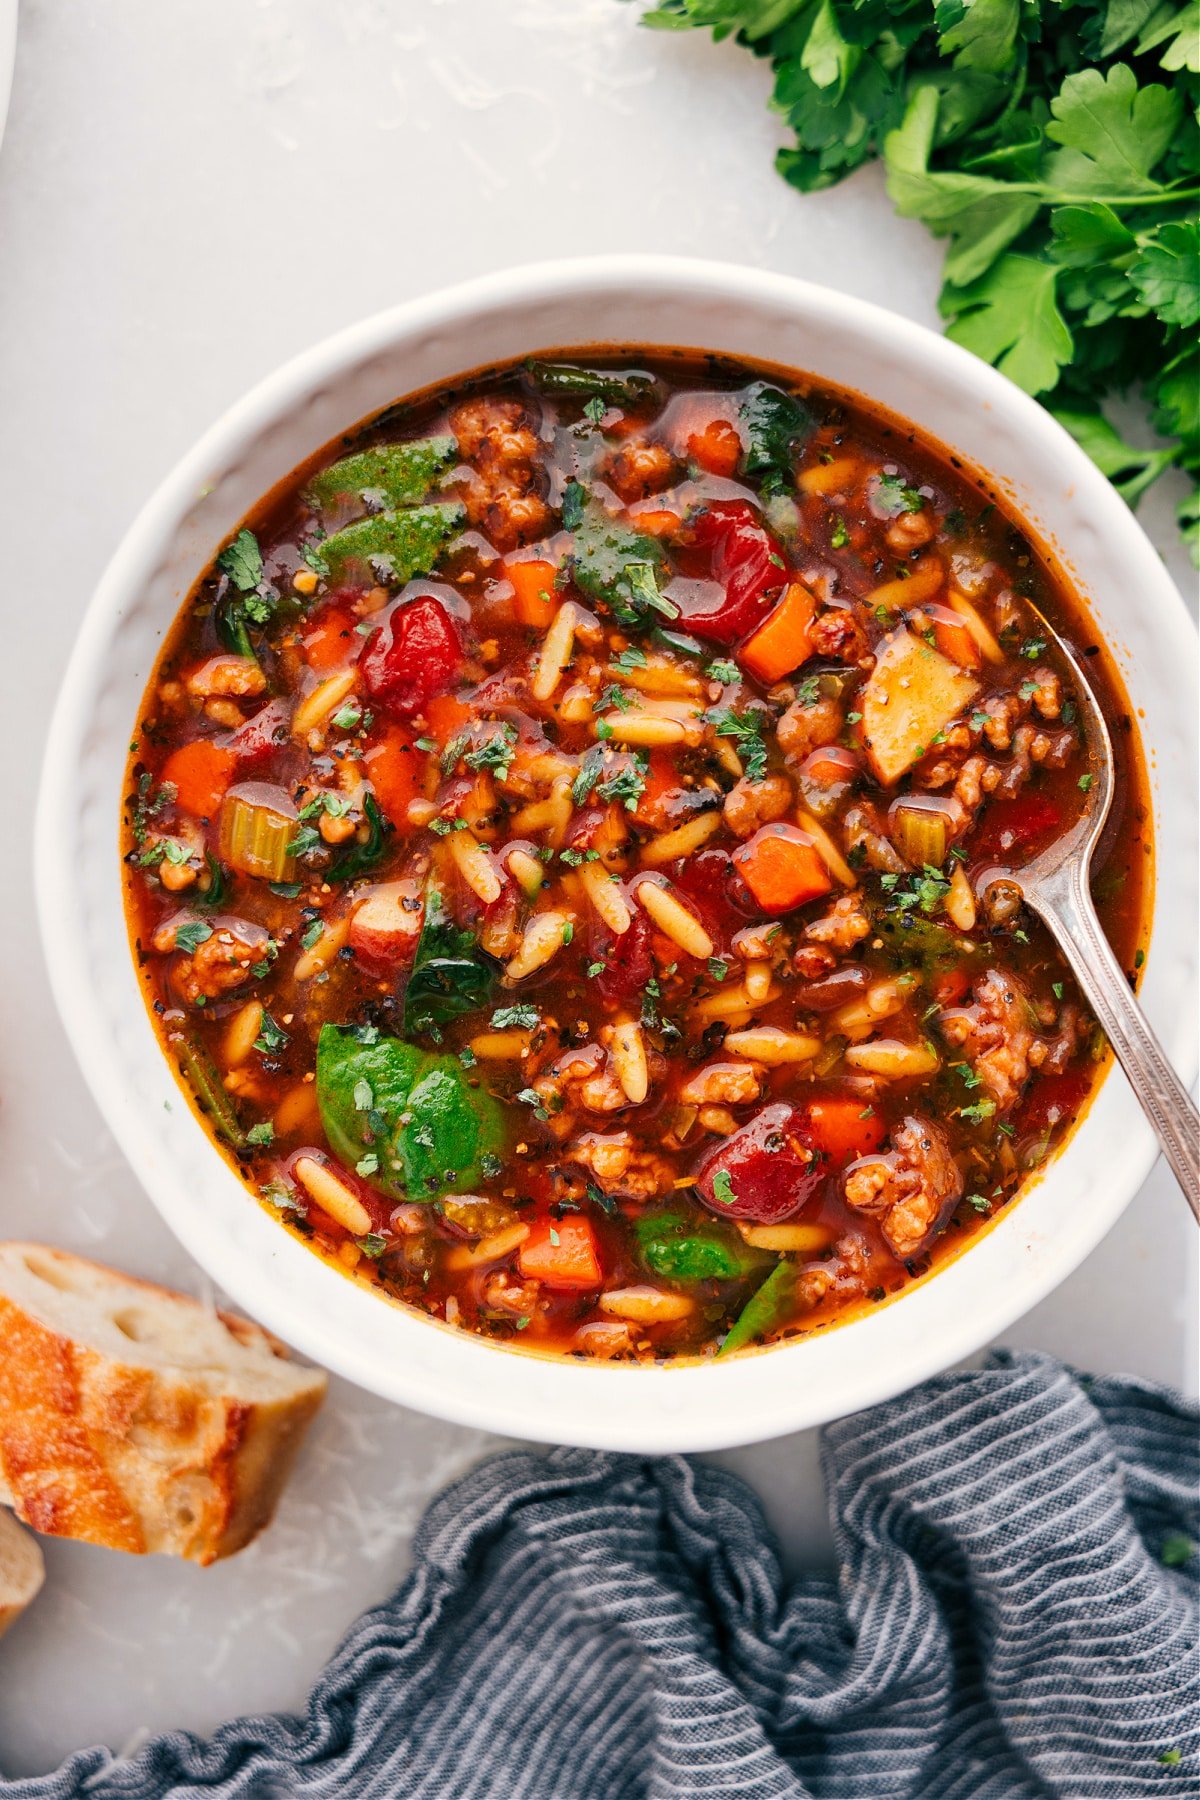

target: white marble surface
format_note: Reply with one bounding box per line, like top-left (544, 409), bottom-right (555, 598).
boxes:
top-left (0, 0), bottom-right (1195, 1779)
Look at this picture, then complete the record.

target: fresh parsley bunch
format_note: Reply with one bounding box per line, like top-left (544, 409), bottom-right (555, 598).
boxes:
top-left (641, 0), bottom-right (1199, 559)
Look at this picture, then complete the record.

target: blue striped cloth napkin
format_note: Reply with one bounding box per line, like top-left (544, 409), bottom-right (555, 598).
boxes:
top-left (4, 1349), bottom-right (1197, 1799)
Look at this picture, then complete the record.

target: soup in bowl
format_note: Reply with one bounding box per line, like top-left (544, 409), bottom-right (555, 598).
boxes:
top-left (37, 261), bottom-right (1195, 1449)
top-left (120, 349), bottom-right (1149, 1365)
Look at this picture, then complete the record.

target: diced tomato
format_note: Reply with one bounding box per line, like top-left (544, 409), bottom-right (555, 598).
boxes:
top-left (567, 802), bottom-right (628, 859)
top-left (505, 557), bottom-right (558, 629)
top-left (931, 968), bottom-right (972, 1007)
top-left (1014, 1068), bottom-right (1092, 1142)
top-left (668, 846), bottom-right (756, 947)
top-left (972, 793), bottom-right (1064, 863)
top-left (363, 726), bottom-right (425, 826)
top-left (738, 581), bottom-right (815, 684)
top-left (803, 1095), bottom-right (887, 1166)
top-left (733, 824), bottom-right (834, 915)
top-left (694, 1103), bottom-right (823, 1224)
top-left (302, 603), bottom-right (359, 671)
top-left (225, 698), bottom-right (291, 766)
top-left (592, 908), bottom-right (654, 1008)
top-left (675, 502), bottom-right (787, 646)
top-left (801, 745), bottom-right (860, 786)
top-left (160, 739), bottom-right (238, 820)
top-left (519, 1215), bottom-right (602, 1290)
top-left (360, 596), bottom-right (465, 717)
top-left (687, 417), bottom-right (742, 478)
top-left (630, 751), bottom-right (677, 829)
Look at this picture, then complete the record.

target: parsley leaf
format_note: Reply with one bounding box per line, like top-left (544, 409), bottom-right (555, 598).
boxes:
top-left (708, 706), bottom-right (769, 781)
top-left (640, 6), bottom-right (1200, 562)
top-left (216, 528), bottom-right (264, 594)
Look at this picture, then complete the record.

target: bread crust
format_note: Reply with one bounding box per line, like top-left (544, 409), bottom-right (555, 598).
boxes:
top-left (0, 1245), bottom-right (327, 1564)
top-left (0, 1505), bottom-right (45, 1639)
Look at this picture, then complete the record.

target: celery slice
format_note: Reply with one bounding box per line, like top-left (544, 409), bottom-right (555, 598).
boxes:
top-left (219, 783), bottom-right (298, 882)
top-left (891, 801), bottom-right (950, 868)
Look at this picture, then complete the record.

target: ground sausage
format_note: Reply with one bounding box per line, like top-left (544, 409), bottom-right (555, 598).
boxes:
top-left (843, 1115), bottom-right (963, 1259)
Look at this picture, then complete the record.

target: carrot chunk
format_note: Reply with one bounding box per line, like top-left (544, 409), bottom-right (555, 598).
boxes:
top-left (363, 726), bottom-right (425, 826)
top-left (804, 1096), bottom-right (887, 1165)
top-left (505, 557), bottom-right (559, 629)
top-left (161, 739), bottom-right (238, 820)
top-left (424, 691), bottom-right (473, 743)
top-left (302, 604), bottom-right (358, 671)
top-left (738, 582), bottom-right (815, 684)
top-left (931, 609), bottom-right (984, 671)
top-left (519, 1216), bottom-right (602, 1290)
top-left (733, 823), bottom-right (834, 914)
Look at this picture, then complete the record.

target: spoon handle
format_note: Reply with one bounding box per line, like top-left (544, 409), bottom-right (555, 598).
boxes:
top-left (1026, 864), bottom-right (1199, 1219)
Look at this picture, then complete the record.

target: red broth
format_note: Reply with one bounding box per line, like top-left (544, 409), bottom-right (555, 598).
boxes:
top-left (122, 350), bottom-right (1151, 1362)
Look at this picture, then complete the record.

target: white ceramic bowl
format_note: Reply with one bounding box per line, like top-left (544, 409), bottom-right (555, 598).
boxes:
top-left (37, 257), bottom-right (1198, 1451)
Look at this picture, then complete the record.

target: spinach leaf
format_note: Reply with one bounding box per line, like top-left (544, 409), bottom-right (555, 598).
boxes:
top-left (306, 436), bottom-right (457, 516)
top-left (525, 361), bottom-right (659, 407)
top-left (739, 382), bottom-right (814, 495)
top-left (320, 501), bottom-right (465, 585)
top-left (327, 794), bottom-right (390, 884)
top-left (635, 1209), bottom-right (768, 1283)
top-left (404, 884), bottom-right (500, 1037)
top-left (566, 492), bottom-right (679, 626)
top-left (717, 1259), bottom-right (797, 1358)
top-left (316, 1025), bottom-right (506, 1202)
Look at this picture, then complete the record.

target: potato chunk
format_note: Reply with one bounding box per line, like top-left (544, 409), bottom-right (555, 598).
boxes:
top-left (859, 626), bottom-right (980, 785)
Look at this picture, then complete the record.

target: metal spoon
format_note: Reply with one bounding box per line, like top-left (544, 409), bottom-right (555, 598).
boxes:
top-left (974, 615), bottom-right (1199, 1218)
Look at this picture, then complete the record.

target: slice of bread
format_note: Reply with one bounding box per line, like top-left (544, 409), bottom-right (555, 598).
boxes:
top-left (0, 1506), bottom-right (45, 1639)
top-left (0, 1243), bottom-right (327, 1564)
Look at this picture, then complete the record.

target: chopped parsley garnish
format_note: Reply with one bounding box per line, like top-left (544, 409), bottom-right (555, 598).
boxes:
top-left (879, 865), bottom-right (950, 917)
top-left (492, 1004), bottom-right (539, 1029)
top-left (465, 723), bottom-right (519, 778)
top-left (708, 957), bottom-right (729, 982)
top-left (711, 1168), bottom-right (738, 1207)
top-left (830, 515), bottom-right (850, 548)
top-left (598, 759), bottom-right (647, 811)
top-left (173, 920), bottom-right (213, 954)
top-left (706, 658), bottom-right (739, 684)
top-left (875, 473), bottom-right (923, 515)
top-left (245, 1121), bottom-right (275, 1148)
top-left (253, 1011), bottom-right (288, 1055)
top-left (708, 706), bottom-right (769, 782)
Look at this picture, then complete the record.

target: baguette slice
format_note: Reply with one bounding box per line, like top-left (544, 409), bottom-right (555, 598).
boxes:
top-left (0, 1243), bottom-right (327, 1564)
top-left (0, 1506), bottom-right (45, 1638)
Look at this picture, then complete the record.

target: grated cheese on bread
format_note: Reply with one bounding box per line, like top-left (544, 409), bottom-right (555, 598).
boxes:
top-left (0, 1505), bottom-right (45, 1639)
top-left (0, 1243), bottom-right (327, 1564)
